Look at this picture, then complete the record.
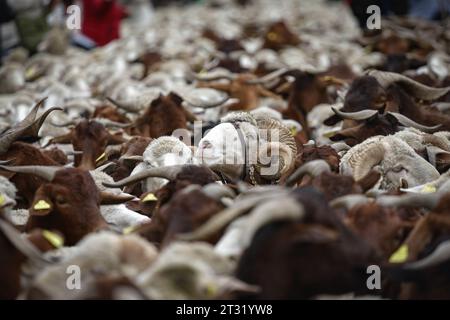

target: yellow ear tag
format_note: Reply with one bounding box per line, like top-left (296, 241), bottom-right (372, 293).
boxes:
top-left (205, 283), bottom-right (218, 298)
top-left (421, 185), bottom-right (436, 194)
top-left (0, 194), bottom-right (5, 206)
top-left (96, 152), bottom-right (106, 163)
top-left (142, 193), bottom-right (158, 202)
top-left (267, 32), bottom-right (278, 41)
top-left (25, 67), bottom-right (36, 79)
top-left (290, 127), bottom-right (297, 136)
top-left (34, 200), bottom-right (51, 211)
top-left (389, 244), bottom-right (409, 263)
top-left (323, 130), bottom-right (339, 138)
top-left (42, 230), bottom-right (64, 248)
top-left (123, 226), bottom-right (136, 235)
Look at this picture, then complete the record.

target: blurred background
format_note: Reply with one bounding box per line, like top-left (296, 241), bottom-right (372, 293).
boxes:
top-left (1, 0), bottom-right (449, 61)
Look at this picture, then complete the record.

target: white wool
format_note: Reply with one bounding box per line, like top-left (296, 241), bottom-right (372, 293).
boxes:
top-left (7, 209), bottom-right (29, 226)
top-left (250, 106), bottom-right (283, 121)
top-left (0, 176), bottom-right (18, 222)
top-left (143, 136), bottom-right (192, 166)
top-left (27, 231), bottom-right (158, 299)
top-left (90, 170), bottom-right (119, 193)
top-left (341, 135), bottom-right (440, 190)
top-left (0, 176), bottom-right (17, 201)
top-left (136, 242), bottom-right (236, 299)
top-left (195, 122), bottom-right (247, 180)
top-left (130, 136), bottom-right (193, 192)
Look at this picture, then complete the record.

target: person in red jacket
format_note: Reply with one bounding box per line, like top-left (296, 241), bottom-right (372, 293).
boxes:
top-left (81, 0), bottom-right (126, 47)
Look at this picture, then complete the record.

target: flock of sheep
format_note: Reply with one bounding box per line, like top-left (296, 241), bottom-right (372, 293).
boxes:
top-left (1, 0), bottom-right (450, 299)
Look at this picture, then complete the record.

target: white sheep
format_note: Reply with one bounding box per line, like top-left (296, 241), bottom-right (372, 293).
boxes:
top-left (135, 241), bottom-right (256, 299)
top-left (25, 231), bottom-right (158, 299)
top-left (129, 136), bottom-right (193, 192)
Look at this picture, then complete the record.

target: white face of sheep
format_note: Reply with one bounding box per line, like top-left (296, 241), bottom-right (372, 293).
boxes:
top-left (133, 142), bottom-right (193, 192)
top-left (381, 153), bottom-right (440, 190)
top-left (195, 123), bottom-right (245, 180)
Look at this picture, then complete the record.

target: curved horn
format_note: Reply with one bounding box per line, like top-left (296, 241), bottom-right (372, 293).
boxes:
top-left (25, 106), bottom-right (63, 136)
top-left (256, 142), bottom-right (295, 180)
top-left (286, 160), bottom-right (331, 186)
top-left (331, 107), bottom-right (379, 121)
top-left (376, 193), bottom-right (440, 210)
top-left (245, 68), bottom-right (294, 85)
top-left (119, 155), bottom-right (144, 162)
top-left (0, 165), bottom-right (60, 181)
top-left (367, 69), bottom-right (450, 101)
top-left (182, 95), bottom-right (230, 109)
top-left (352, 143), bottom-right (385, 182)
top-left (201, 183), bottom-right (236, 201)
top-left (330, 142), bottom-right (351, 153)
top-left (242, 197), bottom-right (305, 247)
top-left (422, 134), bottom-right (450, 152)
top-left (386, 112), bottom-right (441, 132)
top-left (191, 71), bottom-right (237, 82)
top-left (102, 165), bottom-right (187, 188)
top-left (99, 191), bottom-right (136, 205)
top-left (177, 192), bottom-right (283, 241)
top-left (404, 240), bottom-right (450, 270)
top-left (0, 98), bottom-right (62, 154)
top-left (94, 118), bottom-right (132, 129)
top-left (106, 97), bottom-right (141, 113)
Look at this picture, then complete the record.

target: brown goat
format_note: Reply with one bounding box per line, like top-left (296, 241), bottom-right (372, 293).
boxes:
top-left (127, 92), bottom-right (194, 138)
top-left (0, 142), bottom-right (61, 207)
top-left (51, 120), bottom-right (125, 170)
top-left (137, 188), bottom-right (224, 248)
top-left (262, 21), bottom-right (300, 51)
top-left (344, 203), bottom-right (419, 260)
top-left (197, 74), bottom-right (281, 111)
top-left (234, 187), bottom-right (381, 299)
top-left (26, 168), bottom-right (109, 245)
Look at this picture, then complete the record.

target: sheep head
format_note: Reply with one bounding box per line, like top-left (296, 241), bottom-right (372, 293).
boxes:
top-left (341, 136), bottom-right (440, 191)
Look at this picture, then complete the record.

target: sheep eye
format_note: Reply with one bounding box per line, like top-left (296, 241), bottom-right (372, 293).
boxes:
top-left (392, 166), bottom-right (404, 173)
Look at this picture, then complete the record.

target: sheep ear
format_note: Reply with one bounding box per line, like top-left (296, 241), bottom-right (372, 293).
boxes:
top-left (100, 191), bottom-right (135, 205)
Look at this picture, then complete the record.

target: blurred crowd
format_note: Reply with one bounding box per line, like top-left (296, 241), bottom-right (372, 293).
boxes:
top-left (1, 0), bottom-right (449, 61)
